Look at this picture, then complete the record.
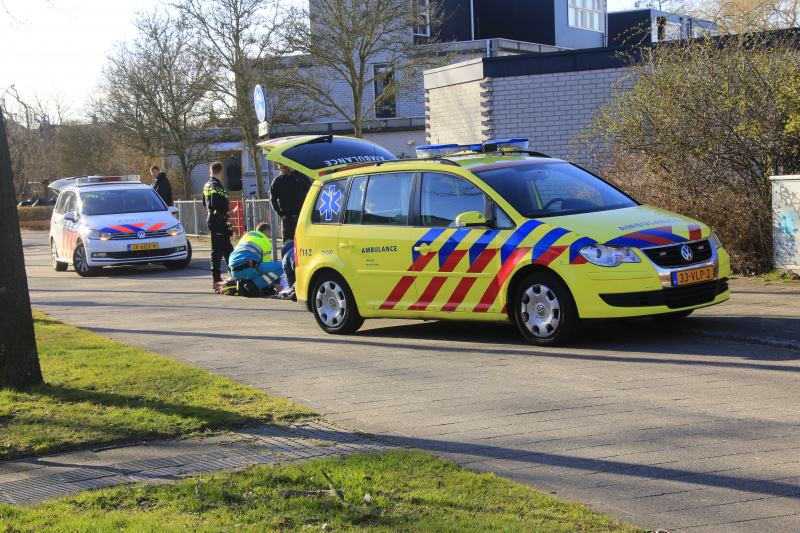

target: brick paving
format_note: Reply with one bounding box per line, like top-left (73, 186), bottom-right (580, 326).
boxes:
top-left (19, 231), bottom-right (800, 532)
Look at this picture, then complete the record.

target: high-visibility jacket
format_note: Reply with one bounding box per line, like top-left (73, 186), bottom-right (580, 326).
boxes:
top-left (228, 231), bottom-right (271, 268)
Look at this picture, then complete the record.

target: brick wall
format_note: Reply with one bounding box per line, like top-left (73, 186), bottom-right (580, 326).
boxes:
top-left (425, 66), bottom-right (630, 161)
top-left (425, 79), bottom-right (484, 145)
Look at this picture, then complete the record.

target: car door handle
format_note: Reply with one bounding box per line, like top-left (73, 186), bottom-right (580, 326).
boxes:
top-left (413, 244), bottom-right (430, 255)
top-left (339, 242), bottom-right (354, 250)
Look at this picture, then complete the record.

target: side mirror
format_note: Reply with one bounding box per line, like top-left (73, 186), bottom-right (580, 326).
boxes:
top-left (63, 211), bottom-right (75, 222)
top-left (169, 206), bottom-right (179, 218)
top-left (455, 211), bottom-right (492, 228)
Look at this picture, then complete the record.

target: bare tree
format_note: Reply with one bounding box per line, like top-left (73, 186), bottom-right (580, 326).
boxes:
top-left (94, 9), bottom-right (218, 198)
top-left (176, 0), bottom-right (288, 200)
top-left (686, 0), bottom-right (800, 34)
top-left (0, 106), bottom-right (43, 389)
top-left (280, 0), bottom-right (454, 138)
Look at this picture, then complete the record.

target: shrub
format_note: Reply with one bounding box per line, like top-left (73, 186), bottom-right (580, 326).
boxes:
top-left (17, 206), bottom-right (54, 222)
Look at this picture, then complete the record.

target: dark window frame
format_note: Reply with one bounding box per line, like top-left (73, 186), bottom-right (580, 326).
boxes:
top-left (311, 177), bottom-right (351, 225)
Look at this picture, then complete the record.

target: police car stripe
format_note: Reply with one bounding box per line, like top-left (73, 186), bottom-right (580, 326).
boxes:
top-left (148, 222), bottom-right (167, 231)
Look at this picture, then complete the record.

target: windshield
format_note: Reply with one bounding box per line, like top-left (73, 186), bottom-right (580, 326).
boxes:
top-left (80, 189), bottom-right (166, 216)
top-left (473, 162), bottom-right (637, 218)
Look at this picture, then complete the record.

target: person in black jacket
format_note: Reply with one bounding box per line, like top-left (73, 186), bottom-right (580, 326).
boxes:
top-left (270, 163), bottom-right (312, 246)
top-left (150, 165), bottom-right (173, 206)
top-left (203, 161), bottom-right (234, 287)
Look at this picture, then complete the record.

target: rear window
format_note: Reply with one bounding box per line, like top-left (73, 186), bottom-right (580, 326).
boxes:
top-left (80, 189), bottom-right (166, 215)
top-left (281, 138), bottom-right (396, 170)
top-left (474, 162), bottom-right (637, 218)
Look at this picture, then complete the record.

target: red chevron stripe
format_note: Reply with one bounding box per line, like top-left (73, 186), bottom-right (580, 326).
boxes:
top-left (474, 247), bottom-right (531, 313)
top-left (130, 223), bottom-right (147, 228)
top-left (533, 245), bottom-right (567, 266)
top-left (379, 253), bottom-right (436, 310)
top-left (109, 225), bottom-right (135, 233)
top-left (409, 249), bottom-right (468, 311)
top-left (570, 255), bottom-right (588, 265)
top-left (148, 222), bottom-right (167, 231)
top-left (441, 248), bottom-right (498, 312)
top-left (688, 224), bottom-right (701, 240)
top-left (623, 232), bottom-right (672, 246)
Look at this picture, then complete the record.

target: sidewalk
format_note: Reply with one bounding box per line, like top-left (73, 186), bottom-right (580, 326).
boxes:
top-left (0, 421), bottom-right (395, 506)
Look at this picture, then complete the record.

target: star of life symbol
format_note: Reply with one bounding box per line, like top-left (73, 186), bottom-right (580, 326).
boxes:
top-left (319, 185), bottom-right (342, 221)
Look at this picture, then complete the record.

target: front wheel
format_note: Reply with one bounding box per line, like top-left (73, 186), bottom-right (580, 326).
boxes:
top-left (51, 239), bottom-right (67, 271)
top-left (312, 272), bottom-right (364, 334)
top-left (73, 240), bottom-right (101, 277)
top-left (514, 272), bottom-right (580, 346)
top-left (163, 241), bottom-right (192, 270)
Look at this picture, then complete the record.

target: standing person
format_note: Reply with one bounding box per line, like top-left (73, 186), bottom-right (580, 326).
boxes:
top-left (228, 222), bottom-right (283, 296)
top-left (150, 165), bottom-right (173, 206)
top-left (269, 163), bottom-right (312, 249)
top-left (203, 161), bottom-right (234, 288)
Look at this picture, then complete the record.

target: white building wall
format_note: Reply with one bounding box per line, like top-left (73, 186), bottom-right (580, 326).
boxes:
top-left (425, 79), bottom-right (485, 145)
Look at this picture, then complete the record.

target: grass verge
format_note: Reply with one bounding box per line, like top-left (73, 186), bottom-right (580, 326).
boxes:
top-left (0, 449), bottom-right (644, 532)
top-left (730, 269), bottom-right (800, 283)
top-left (0, 311), bottom-right (314, 460)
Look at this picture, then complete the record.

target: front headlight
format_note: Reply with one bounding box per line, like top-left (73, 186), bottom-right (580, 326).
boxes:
top-left (83, 228), bottom-right (112, 240)
top-left (166, 224), bottom-right (184, 236)
top-left (580, 244), bottom-right (641, 267)
top-left (709, 231), bottom-right (723, 249)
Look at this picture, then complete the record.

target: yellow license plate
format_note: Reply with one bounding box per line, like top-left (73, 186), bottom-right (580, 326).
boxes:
top-left (672, 266), bottom-right (714, 286)
top-left (128, 243), bottom-right (158, 251)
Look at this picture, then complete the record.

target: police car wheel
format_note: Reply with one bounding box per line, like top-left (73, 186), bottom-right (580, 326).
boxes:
top-left (51, 239), bottom-right (67, 271)
top-left (312, 273), bottom-right (364, 334)
top-left (514, 272), bottom-right (580, 347)
top-left (163, 241), bottom-right (192, 270)
top-left (72, 241), bottom-right (101, 277)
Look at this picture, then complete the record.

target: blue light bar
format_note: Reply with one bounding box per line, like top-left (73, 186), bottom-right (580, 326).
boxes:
top-left (416, 138), bottom-right (530, 158)
top-left (415, 144), bottom-right (460, 158)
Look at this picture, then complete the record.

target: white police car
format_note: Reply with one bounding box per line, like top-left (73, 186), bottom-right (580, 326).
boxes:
top-left (48, 176), bottom-right (191, 276)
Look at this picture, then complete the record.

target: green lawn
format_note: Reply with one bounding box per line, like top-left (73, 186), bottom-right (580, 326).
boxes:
top-left (0, 450), bottom-right (644, 532)
top-left (0, 311), bottom-right (314, 460)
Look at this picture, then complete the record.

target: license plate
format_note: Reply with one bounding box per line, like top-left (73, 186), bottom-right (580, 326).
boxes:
top-left (128, 243), bottom-right (158, 251)
top-left (672, 266), bottom-right (714, 286)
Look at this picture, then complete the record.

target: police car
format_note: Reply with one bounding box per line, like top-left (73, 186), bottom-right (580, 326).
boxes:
top-left (48, 176), bottom-right (191, 277)
top-left (259, 135), bottom-right (730, 346)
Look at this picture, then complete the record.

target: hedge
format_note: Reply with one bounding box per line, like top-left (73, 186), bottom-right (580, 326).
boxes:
top-left (17, 206), bottom-right (54, 222)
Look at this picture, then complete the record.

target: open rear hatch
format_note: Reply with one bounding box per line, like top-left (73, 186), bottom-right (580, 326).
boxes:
top-left (258, 135), bottom-right (396, 180)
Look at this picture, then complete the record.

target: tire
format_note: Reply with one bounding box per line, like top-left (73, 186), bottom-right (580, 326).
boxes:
top-left (51, 239), bottom-right (67, 271)
top-left (163, 241), bottom-right (192, 270)
top-left (651, 309), bottom-right (694, 321)
top-left (72, 240), bottom-right (101, 277)
top-left (513, 272), bottom-right (580, 346)
top-left (312, 272), bottom-right (364, 334)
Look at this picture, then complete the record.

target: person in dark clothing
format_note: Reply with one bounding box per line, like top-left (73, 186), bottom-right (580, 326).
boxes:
top-left (150, 165), bottom-right (173, 206)
top-left (203, 161), bottom-right (234, 288)
top-left (270, 163), bottom-right (312, 243)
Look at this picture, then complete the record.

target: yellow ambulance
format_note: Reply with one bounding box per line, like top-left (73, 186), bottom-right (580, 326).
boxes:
top-left (259, 135), bottom-right (730, 346)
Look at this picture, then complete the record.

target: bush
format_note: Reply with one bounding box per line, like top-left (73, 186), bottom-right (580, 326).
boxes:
top-left (17, 206), bottom-right (54, 222)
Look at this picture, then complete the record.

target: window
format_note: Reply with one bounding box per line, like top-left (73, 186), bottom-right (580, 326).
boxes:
top-left (373, 65), bottom-right (397, 119)
top-left (412, 0), bottom-right (430, 36)
top-left (362, 173), bottom-right (413, 226)
top-left (568, 0), bottom-right (604, 32)
top-left (63, 192), bottom-right (77, 215)
top-left (79, 189), bottom-right (167, 216)
top-left (311, 178), bottom-right (348, 224)
top-left (420, 173), bottom-right (486, 227)
top-left (345, 176), bottom-right (367, 224)
top-left (281, 138), bottom-right (396, 170)
top-left (474, 162), bottom-right (637, 218)
top-left (54, 192), bottom-right (69, 215)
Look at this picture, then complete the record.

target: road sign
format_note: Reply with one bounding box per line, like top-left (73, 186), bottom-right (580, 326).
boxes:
top-left (254, 85), bottom-right (266, 122)
top-left (258, 121), bottom-right (268, 137)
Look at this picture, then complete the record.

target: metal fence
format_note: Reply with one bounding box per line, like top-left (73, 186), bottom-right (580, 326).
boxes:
top-left (174, 200), bottom-right (209, 237)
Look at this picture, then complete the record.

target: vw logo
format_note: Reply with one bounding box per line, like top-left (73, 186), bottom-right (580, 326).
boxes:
top-left (328, 297), bottom-right (336, 311)
top-left (681, 245), bottom-right (693, 261)
top-left (137, 230), bottom-right (146, 239)
top-left (536, 303), bottom-right (547, 319)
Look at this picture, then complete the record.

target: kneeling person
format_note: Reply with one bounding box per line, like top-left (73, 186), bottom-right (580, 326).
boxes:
top-left (229, 223), bottom-right (283, 295)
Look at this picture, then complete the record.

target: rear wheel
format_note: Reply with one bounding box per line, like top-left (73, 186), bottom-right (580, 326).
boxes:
top-left (312, 272), bottom-right (364, 334)
top-left (163, 241), bottom-right (192, 270)
top-left (73, 240), bottom-right (101, 277)
top-left (51, 239), bottom-right (67, 271)
top-left (514, 272), bottom-right (580, 346)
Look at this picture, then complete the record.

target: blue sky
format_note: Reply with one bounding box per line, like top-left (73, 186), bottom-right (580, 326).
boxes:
top-left (0, 0), bottom-right (633, 118)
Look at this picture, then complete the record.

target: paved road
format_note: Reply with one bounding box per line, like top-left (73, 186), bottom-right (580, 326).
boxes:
top-left (21, 232), bottom-right (800, 532)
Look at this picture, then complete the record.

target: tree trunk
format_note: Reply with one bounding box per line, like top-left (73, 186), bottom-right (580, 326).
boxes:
top-left (180, 155), bottom-right (192, 201)
top-left (0, 107), bottom-right (43, 389)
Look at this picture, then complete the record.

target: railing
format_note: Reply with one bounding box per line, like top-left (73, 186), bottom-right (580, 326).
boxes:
top-left (173, 200), bottom-right (209, 237)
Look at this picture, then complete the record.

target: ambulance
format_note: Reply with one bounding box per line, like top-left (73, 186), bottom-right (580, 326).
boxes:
top-left (259, 135), bottom-right (730, 346)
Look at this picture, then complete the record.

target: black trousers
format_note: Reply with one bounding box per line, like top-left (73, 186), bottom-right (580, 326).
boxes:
top-left (209, 223), bottom-right (234, 281)
top-left (282, 215), bottom-right (299, 243)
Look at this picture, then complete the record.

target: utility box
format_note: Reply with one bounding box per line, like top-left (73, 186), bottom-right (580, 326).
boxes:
top-left (771, 175), bottom-right (800, 274)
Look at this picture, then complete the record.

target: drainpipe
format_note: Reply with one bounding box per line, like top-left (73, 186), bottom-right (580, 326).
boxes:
top-left (603, 0), bottom-right (608, 47)
top-left (470, 0), bottom-right (475, 40)
top-left (486, 39), bottom-right (491, 57)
